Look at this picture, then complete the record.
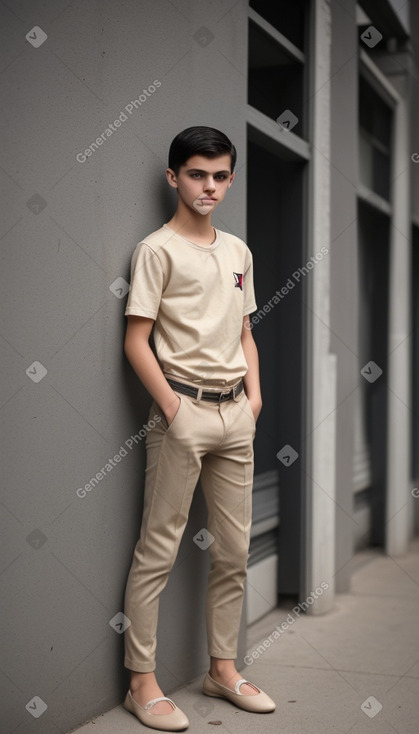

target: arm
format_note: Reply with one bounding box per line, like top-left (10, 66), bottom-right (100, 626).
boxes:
top-left (241, 315), bottom-right (263, 422)
top-left (124, 315), bottom-right (181, 424)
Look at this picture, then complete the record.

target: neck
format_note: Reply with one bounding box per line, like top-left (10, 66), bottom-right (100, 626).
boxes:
top-left (167, 201), bottom-right (215, 240)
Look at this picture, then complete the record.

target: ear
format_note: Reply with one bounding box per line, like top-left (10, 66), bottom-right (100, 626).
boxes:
top-left (166, 168), bottom-right (178, 189)
top-left (228, 172), bottom-right (235, 187)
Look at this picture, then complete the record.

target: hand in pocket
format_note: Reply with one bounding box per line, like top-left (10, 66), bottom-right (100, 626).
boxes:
top-left (164, 394), bottom-right (181, 426)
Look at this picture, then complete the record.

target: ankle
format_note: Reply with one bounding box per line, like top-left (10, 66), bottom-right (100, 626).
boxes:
top-left (209, 661), bottom-right (236, 677)
top-left (130, 671), bottom-right (157, 691)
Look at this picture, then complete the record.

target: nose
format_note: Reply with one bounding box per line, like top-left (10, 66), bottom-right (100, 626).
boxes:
top-left (204, 176), bottom-right (216, 192)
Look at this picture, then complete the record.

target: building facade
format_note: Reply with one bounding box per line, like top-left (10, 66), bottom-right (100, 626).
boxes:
top-left (1, 1), bottom-right (418, 732)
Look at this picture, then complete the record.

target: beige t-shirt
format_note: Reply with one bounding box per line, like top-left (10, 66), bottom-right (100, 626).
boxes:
top-left (125, 224), bottom-right (257, 385)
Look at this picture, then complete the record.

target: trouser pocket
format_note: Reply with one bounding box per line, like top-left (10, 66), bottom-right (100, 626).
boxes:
top-left (153, 392), bottom-right (187, 433)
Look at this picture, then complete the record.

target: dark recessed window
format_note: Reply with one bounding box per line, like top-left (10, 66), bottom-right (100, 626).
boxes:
top-left (249, 0), bottom-right (306, 51)
top-left (359, 76), bottom-right (392, 201)
top-left (248, 19), bottom-right (304, 135)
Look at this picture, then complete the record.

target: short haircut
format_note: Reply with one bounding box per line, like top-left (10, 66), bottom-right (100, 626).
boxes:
top-left (168, 126), bottom-right (237, 176)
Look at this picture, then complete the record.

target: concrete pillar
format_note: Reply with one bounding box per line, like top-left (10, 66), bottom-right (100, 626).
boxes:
top-left (386, 74), bottom-right (413, 556)
top-left (303, 0), bottom-right (337, 614)
top-left (329, 0), bottom-right (358, 593)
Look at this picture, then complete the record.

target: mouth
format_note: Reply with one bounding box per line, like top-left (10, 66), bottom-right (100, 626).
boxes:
top-left (199, 197), bottom-right (217, 202)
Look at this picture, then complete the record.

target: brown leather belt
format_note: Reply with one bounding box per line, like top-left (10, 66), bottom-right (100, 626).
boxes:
top-left (166, 378), bottom-right (244, 402)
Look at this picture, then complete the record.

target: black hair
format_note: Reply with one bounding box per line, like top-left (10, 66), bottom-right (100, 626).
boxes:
top-left (168, 126), bottom-right (236, 175)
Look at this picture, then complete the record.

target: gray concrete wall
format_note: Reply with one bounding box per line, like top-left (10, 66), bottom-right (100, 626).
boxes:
top-left (0, 1), bottom-right (248, 732)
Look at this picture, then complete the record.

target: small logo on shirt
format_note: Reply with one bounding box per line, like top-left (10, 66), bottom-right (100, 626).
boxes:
top-left (233, 272), bottom-right (243, 290)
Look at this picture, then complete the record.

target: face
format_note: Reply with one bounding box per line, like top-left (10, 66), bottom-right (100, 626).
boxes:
top-left (166, 154), bottom-right (235, 215)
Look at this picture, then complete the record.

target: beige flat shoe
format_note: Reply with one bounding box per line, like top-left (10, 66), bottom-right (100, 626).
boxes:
top-left (123, 689), bottom-right (189, 731)
top-left (202, 672), bottom-right (276, 713)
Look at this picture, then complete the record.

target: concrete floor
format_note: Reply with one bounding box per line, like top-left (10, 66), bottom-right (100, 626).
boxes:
top-left (69, 537), bottom-right (419, 734)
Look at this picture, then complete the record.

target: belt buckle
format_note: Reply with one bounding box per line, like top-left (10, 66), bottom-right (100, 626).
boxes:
top-left (218, 388), bottom-right (231, 403)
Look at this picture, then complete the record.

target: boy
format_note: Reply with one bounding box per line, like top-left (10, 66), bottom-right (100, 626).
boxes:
top-left (123, 126), bottom-right (276, 731)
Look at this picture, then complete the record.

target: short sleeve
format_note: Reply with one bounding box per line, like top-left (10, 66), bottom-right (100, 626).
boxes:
top-left (243, 247), bottom-right (257, 316)
top-left (124, 243), bottom-right (164, 319)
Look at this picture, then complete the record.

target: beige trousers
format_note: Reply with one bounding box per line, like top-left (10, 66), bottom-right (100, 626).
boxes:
top-left (123, 381), bottom-right (256, 672)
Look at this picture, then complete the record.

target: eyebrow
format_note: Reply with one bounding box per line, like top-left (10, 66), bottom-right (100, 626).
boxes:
top-left (186, 168), bottom-right (231, 175)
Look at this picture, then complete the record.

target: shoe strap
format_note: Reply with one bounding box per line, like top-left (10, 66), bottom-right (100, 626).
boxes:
top-left (235, 678), bottom-right (260, 695)
top-left (144, 696), bottom-right (176, 711)
top-left (235, 679), bottom-right (249, 694)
